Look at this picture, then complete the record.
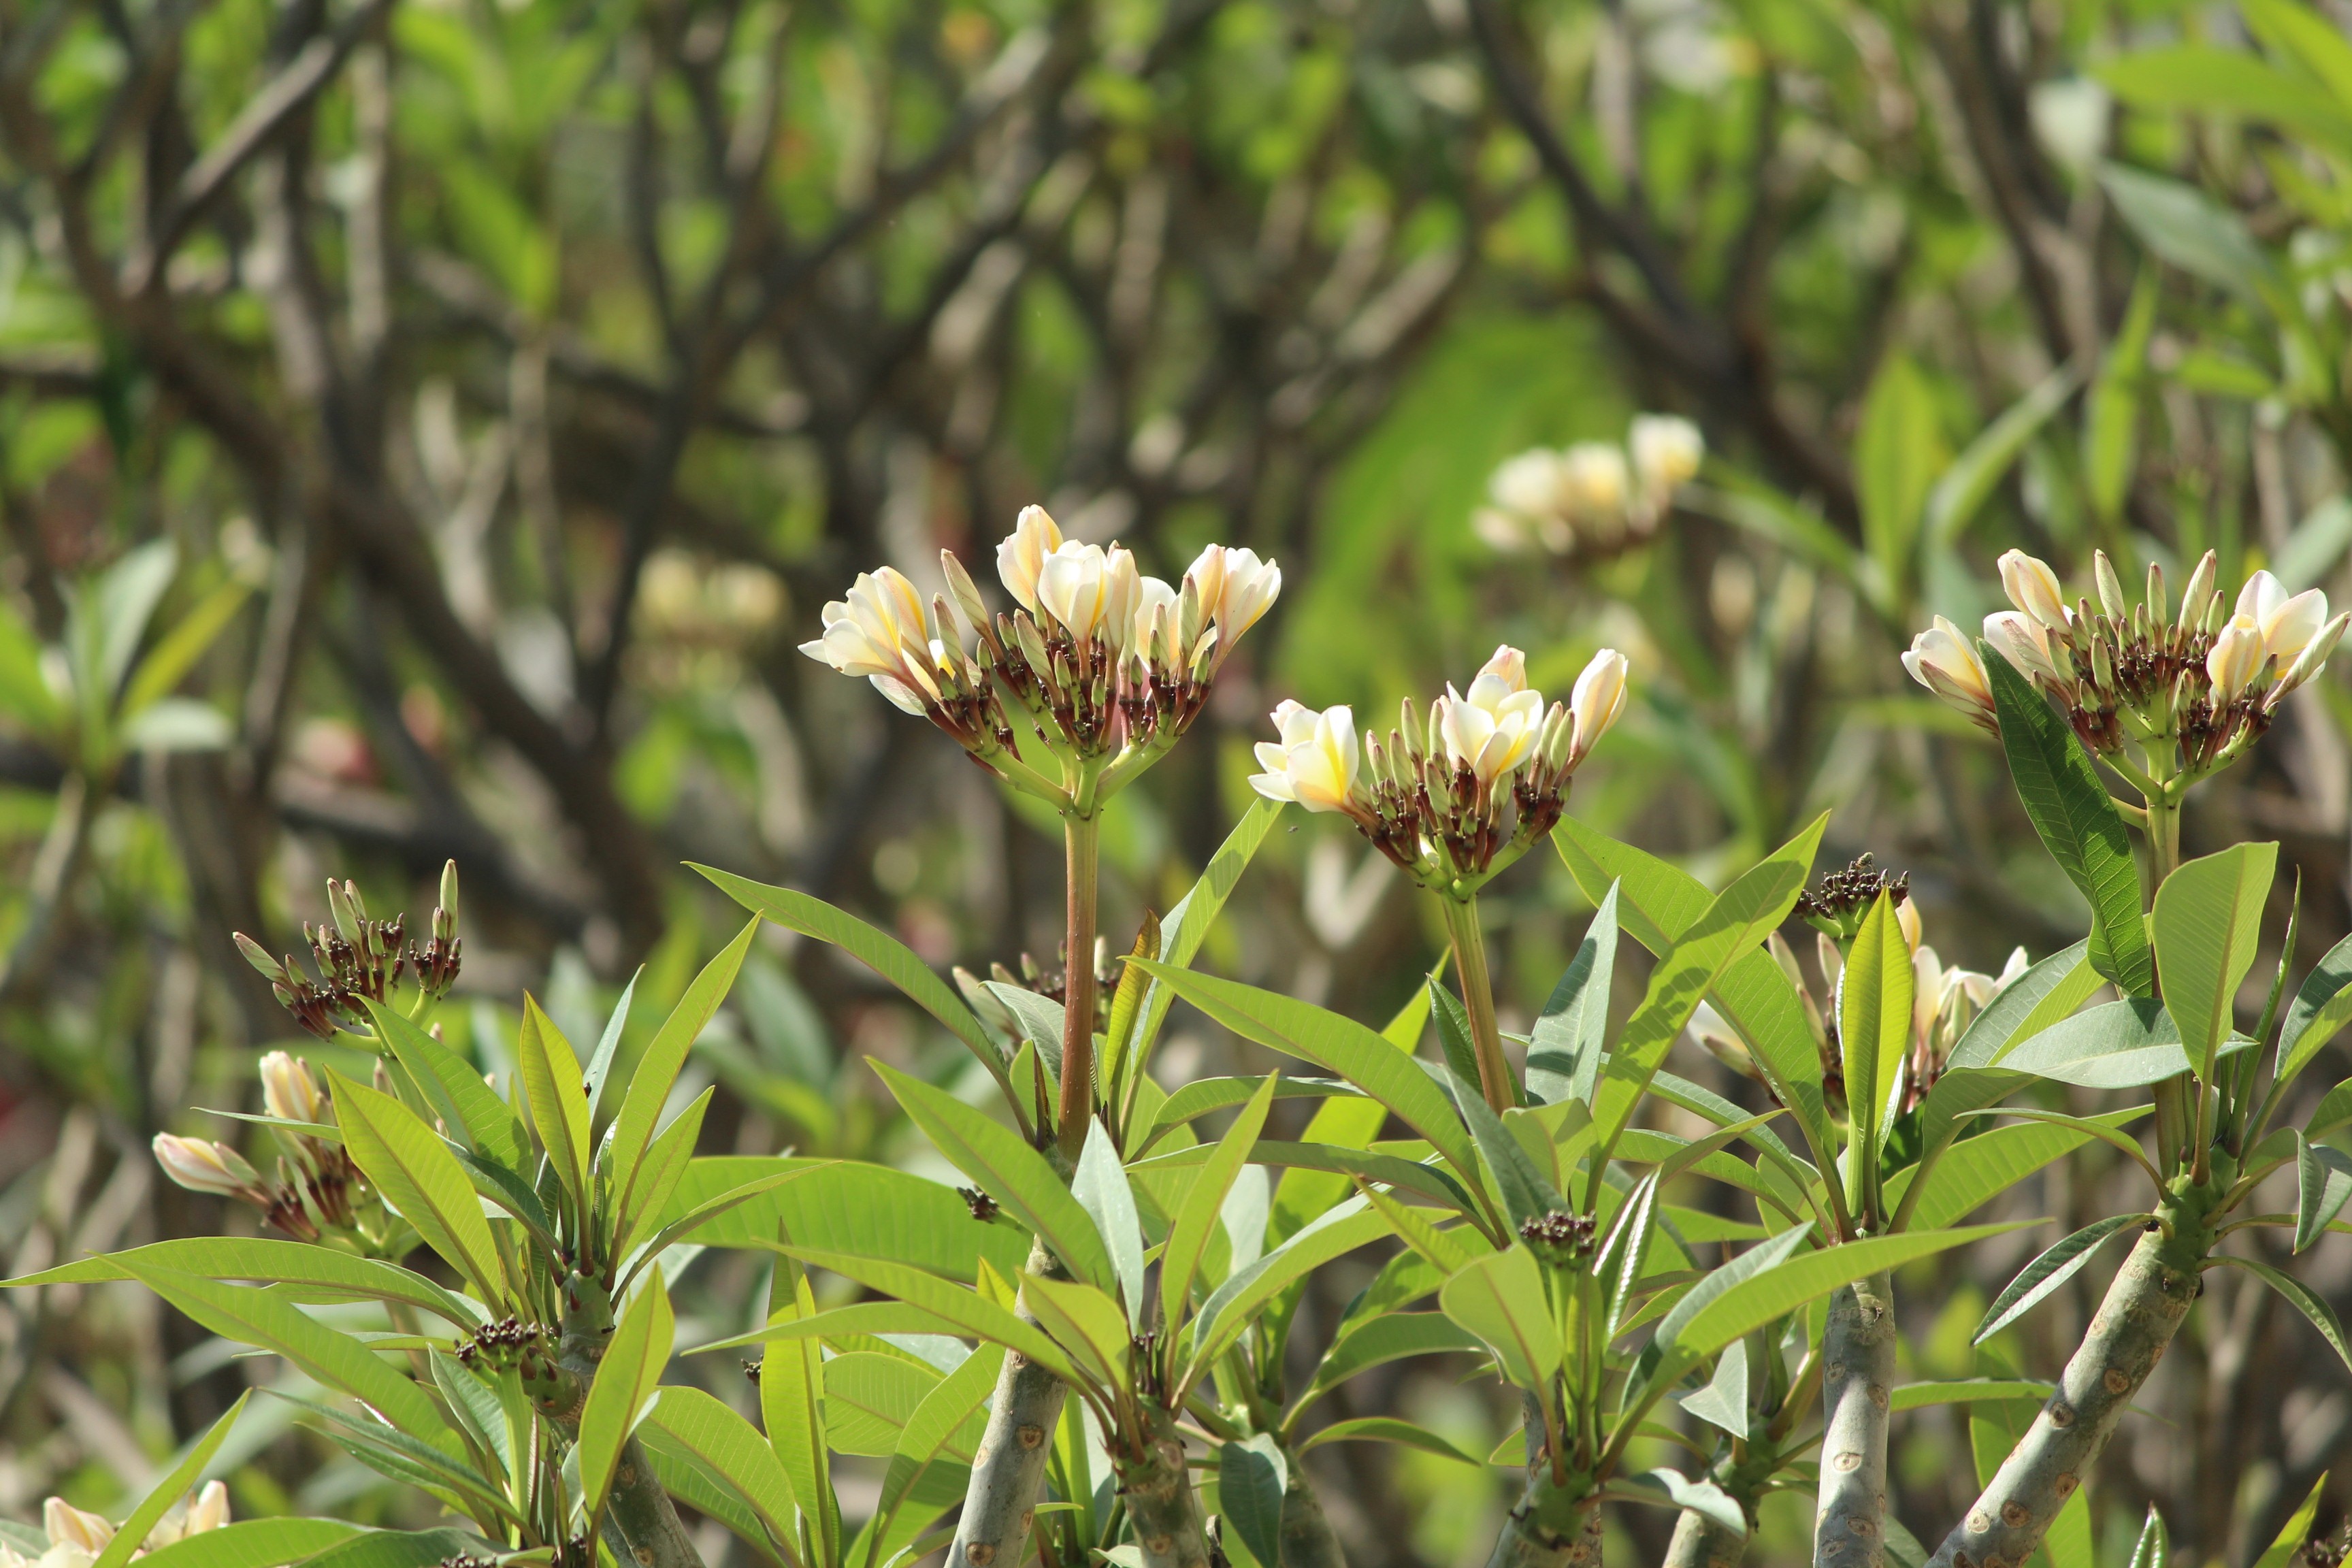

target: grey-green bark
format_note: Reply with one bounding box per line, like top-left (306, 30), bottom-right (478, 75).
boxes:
top-left (1663, 1508), bottom-right (1746, 1568)
top-left (1815, 1273), bottom-right (1896, 1568)
top-left (1925, 1224), bottom-right (2203, 1568)
top-left (1121, 1406), bottom-right (1211, 1568)
top-left (534, 1277), bottom-right (704, 1568)
top-left (948, 1237), bottom-right (1070, 1568)
top-left (1484, 1489), bottom-right (1602, 1568)
top-left (606, 1436), bottom-right (706, 1568)
top-left (1277, 1449), bottom-right (1347, 1568)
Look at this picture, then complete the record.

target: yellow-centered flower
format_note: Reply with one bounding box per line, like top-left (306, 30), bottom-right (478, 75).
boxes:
top-left (1250, 701), bottom-right (1360, 813)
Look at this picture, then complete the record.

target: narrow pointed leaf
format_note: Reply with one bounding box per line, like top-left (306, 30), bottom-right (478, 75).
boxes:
top-left (1972, 1213), bottom-right (2146, 1345)
top-left (1527, 881), bottom-right (1618, 1105)
top-left (327, 1071), bottom-right (508, 1303)
top-left (2153, 842), bottom-right (2276, 1083)
top-left (1072, 1117), bottom-right (1145, 1326)
top-left (1162, 1076), bottom-right (1277, 1333)
top-left (89, 1393), bottom-right (252, 1568)
top-left (578, 1278), bottom-right (674, 1524)
top-left (518, 998), bottom-right (593, 1212)
top-left (611, 918), bottom-right (760, 1211)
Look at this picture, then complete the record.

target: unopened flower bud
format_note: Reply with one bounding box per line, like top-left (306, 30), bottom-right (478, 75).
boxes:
top-left (1567, 649), bottom-right (1630, 765)
top-left (2276, 610), bottom-right (2351, 697)
top-left (153, 1134), bottom-right (261, 1198)
top-left (2094, 552), bottom-right (2129, 619)
top-left (45, 1501), bottom-right (114, 1556)
top-left (259, 1051), bottom-right (325, 1124)
top-left (1902, 617), bottom-right (1996, 730)
top-left (233, 932), bottom-right (290, 985)
top-left (941, 549), bottom-right (992, 633)
top-left (326, 879), bottom-right (361, 943)
top-left (436, 860), bottom-right (460, 945)
top-left (1984, 610), bottom-right (2065, 685)
top-left (1998, 550), bottom-right (2072, 630)
top-left (2179, 551), bottom-right (2217, 628)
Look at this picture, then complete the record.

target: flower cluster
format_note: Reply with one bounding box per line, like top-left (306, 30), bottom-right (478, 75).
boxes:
top-left (1474, 415), bottom-right (1705, 559)
top-left (455, 1316), bottom-right (550, 1372)
top-left (800, 506), bottom-right (1279, 809)
top-left (1906, 550), bottom-right (2349, 781)
top-left (153, 1053), bottom-right (393, 1251)
top-left (1, 1490), bottom-right (229, 1568)
top-left (1792, 852), bottom-right (1910, 943)
top-left (1699, 884), bottom-right (2019, 1120)
top-left (1248, 644), bottom-right (1629, 893)
top-left (234, 863), bottom-right (463, 1039)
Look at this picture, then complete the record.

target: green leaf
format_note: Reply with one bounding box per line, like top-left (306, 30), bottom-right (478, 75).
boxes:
top-left (1130, 962), bottom-right (1484, 1199)
top-left (822, 1352), bottom-right (940, 1456)
top-left (1925, 362), bottom-right (2082, 549)
top-left (1147, 1076), bottom-right (1362, 1145)
top-left (1022, 1271), bottom-right (1130, 1391)
top-left (865, 1343), bottom-right (1000, 1568)
top-left (1677, 1338), bottom-right (1748, 1439)
top-left (696, 865), bottom-right (1011, 1094)
top-left (285, 1530), bottom-right (492, 1568)
top-left (1438, 1245), bottom-right (1560, 1390)
top-left (625, 1160), bottom-right (821, 1277)
top-left (781, 1246), bottom-right (1082, 1384)
top-left (1665, 1226), bottom-right (2021, 1370)
top-left (2246, 0), bottom-right (2352, 106)
top-left (363, 1003), bottom-right (528, 1166)
top-left (1445, 1066), bottom-right (1567, 1232)
top-left (1126, 797), bottom-right (1284, 1068)
top-left (1298, 1418), bottom-right (1480, 1466)
top-left (90, 1393), bottom-right (250, 1568)
top-left (1601, 1470), bottom-right (1746, 1538)
top-left (2217, 1254), bottom-right (2352, 1377)
top-left (1217, 1435), bottom-right (1287, 1568)
top-left (517, 998), bottom-right (593, 1217)
top-left (1187, 1202), bottom-right (1389, 1383)
top-left (1886, 1379), bottom-right (2055, 1411)
top-left (1595, 1171), bottom-right (1659, 1339)
top-left (131, 1521), bottom-right (358, 1568)
top-left (2295, 1133), bottom-right (2352, 1253)
top-left (327, 1071), bottom-right (508, 1303)
top-left (1981, 647), bottom-right (2153, 995)
top-left (1855, 353), bottom-right (1945, 594)
top-left (762, 1258), bottom-right (840, 1568)
top-left (2250, 1474), bottom-right (2328, 1568)
top-left (1973, 1213), bottom-right (2146, 1344)
top-left (616, 1090), bottom-right (720, 1259)
top-left (2127, 1505), bottom-right (2170, 1568)
top-left (872, 1062), bottom-right (1114, 1292)
top-left (1162, 1076), bottom-right (1278, 1335)
top-left (116, 1264), bottom-right (443, 1441)
top-left (1993, 999), bottom-right (2189, 1088)
top-left (2098, 52), bottom-right (2352, 159)
top-left (1592, 816), bottom-right (1825, 1160)
top-left (1891, 1114), bottom-right (2143, 1231)
top-left (1840, 893), bottom-right (1914, 1178)
top-left (1526, 881), bottom-right (1618, 1106)
top-left (2153, 843), bottom-right (2276, 1082)
top-left (1946, 942), bottom-right (2097, 1070)
top-left (578, 1279), bottom-right (674, 1526)
top-left (1295, 1313), bottom-right (1482, 1415)
top-left (2278, 930), bottom-right (2352, 1088)
top-left (610, 918), bottom-right (760, 1216)
top-left (657, 1156), bottom-right (1029, 1279)
top-left (1072, 1117), bottom-right (1145, 1325)
top-left (5, 1239), bottom-right (479, 1326)
top-left (1552, 820), bottom-right (1835, 1170)
top-left (2085, 270), bottom-right (2157, 525)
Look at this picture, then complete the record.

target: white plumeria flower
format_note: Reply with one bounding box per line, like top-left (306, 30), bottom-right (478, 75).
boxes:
top-left (1038, 541), bottom-right (1115, 640)
top-left (798, 568), bottom-right (942, 715)
top-left (1438, 646), bottom-right (1546, 783)
top-left (1568, 648), bottom-right (1629, 764)
top-left (148, 1484), bottom-right (231, 1549)
top-left (1983, 610), bottom-right (2068, 685)
top-left (996, 504), bottom-right (1062, 612)
top-left (152, 1134), bottom-right (260, 1198)
top-left (1131, 574), bottom-right (1179, 662)
top-left (1561, 443), bottom-right (1630, 521)
top-left (2208, 614), bottom-right (2267, 702)
top-left (1188, 544), bottom-right (1283, 647)
top-left (2234, 570), bottom-right (2332, 664)
top-left (260, 1050), bottom-right (324, 1124)
top-left (1902, 616), bottom-right (1995, 725)
top-left (43, 1503), bottom-right (112, 1558)
top-left (1250, 700), bottom-right (1361, 813)
top-left (1629, 414), bottom-right (1703, 503)
top-left (1489, 450), bottom-right (1566, 516)
top-left (1997, 549), bottom-right (2072, 630)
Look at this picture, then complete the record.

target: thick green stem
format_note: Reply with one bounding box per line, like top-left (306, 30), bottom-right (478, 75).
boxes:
top-left (1058, 814), bottom-right (1100, 1162)
top-left (1663, 1509), bottom-right (1746, 1568)
top-left (1440, 896), bottom-right (1514, 1113)
top-left (536, 1277), bottom-right (703, 1568)
top-left (1121, 1405), bottom-right (1211, 1568)
top-left (1484, 1477), bottom-right (1601, 1568)
top-left (1278, 1448), bottom-right (1348, 1568)
top-left (1814, 1273), bottom-right (1896, 1568)
top-left (1924, 1219), bottom-right (2208, 1568)
top-left (949, 1237), bottom-right (1071, 1568)
top-left (606, 1437), bottom-right (704, 1568)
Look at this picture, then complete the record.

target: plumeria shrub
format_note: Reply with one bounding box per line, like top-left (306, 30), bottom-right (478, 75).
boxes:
top-left (12, 502), bottom-right (2352, 1568)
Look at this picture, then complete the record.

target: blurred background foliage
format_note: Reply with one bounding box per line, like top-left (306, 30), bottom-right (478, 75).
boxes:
top-left (9, 0), bottom-right (2352, 1563)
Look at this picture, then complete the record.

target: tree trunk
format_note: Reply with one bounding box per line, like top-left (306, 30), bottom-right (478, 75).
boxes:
top-left (1816, 1273), bottom-right (1897, 1567)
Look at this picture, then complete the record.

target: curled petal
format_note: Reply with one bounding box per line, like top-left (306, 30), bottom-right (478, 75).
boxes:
top-left (996, 505), bottom-right (1063, 612)
top-left (1997, 549), bottom-right (2070, 629)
